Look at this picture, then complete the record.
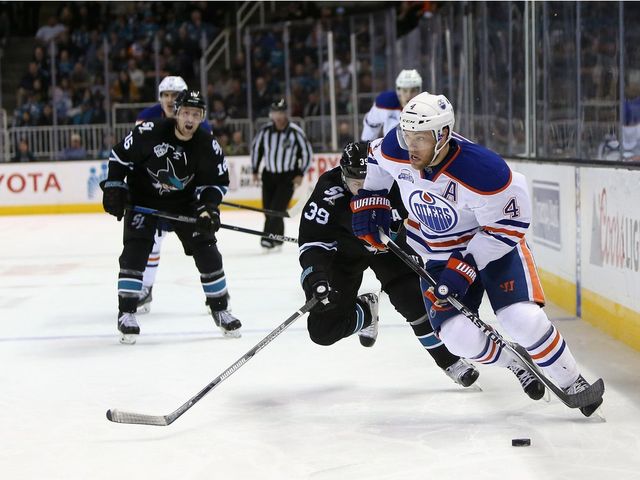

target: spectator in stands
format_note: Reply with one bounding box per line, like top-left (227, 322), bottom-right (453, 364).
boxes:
top-left (69, 62), bottom-right (91, 93)
top-left (57, 49), bottom-right (74, 79)
top-left (254, 76), bottom-right (274, 118)
top-left (37, 104), bottom-right (54, 126)
top-left (12, 139), bottom-right (36, 162)
top-left (303, 91), bottom-right (321, 117)
top-left (111, 70), bottom-right (140, 104)
top-left (227, 130), bottom-right (248, 155)
top-left (61, 133), bottom-right (88, 160)
top-left (225, 78), bottom-right (247, 118)
top-left (35, 16), bottom-right (66, 45)
top-left (52, 77), bottom-right (73, 121)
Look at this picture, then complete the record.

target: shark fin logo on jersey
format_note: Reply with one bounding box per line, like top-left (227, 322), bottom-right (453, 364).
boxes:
top-left (409, 190), bottom-right (458, 233)
top-left (147, 158), bottom-right (194, 195)
top-left (398, 168), bottom-right (414, 183)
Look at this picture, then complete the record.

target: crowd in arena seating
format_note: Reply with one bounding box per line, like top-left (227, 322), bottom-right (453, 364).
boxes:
top-left (7, 1), bottom-right (382, 160)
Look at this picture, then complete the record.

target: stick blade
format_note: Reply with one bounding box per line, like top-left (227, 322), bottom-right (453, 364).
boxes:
top-left (566, 378), bottom-right (605, 409)
top-left (106, 409), bottom-right (169, 426)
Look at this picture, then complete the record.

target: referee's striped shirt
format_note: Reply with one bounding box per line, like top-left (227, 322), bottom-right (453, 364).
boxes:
top-left (251, 121), bottom-right (313, 174)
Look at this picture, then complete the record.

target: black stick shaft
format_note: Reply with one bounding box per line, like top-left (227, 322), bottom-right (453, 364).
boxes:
top-left (221, 201), bottom-right (290, 218)
top-left (130, 205), bottom-right (298, 243)
top-left (107, 297), bottom-right (319, 426)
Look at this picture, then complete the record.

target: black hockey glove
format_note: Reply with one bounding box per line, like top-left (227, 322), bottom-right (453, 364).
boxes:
top-left (100, 180), bottom-right (129, 221)
top-left (301, 268), bottom-right (339, 312)
top-left (195, 203), bottom-right (221, 235)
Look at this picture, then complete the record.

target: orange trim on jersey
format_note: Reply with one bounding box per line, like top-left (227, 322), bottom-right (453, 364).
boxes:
top-left (519, 239), bottom-right (545, 303)
top-left (406, 219), bottom-right (474, 247)
top-left (530, 330), bottom-right (561, 360)
top-left (483, 226), bottom-right (525, 239)
top-left (147, 256), bottom-right (160, 262)
top-left (381, 150), bottom-right (411, 164)
top-left (427, 234), bottom-right (475, 247)
top-left (477, 341), bottom-right (497, 363)
top-left (431, 146), bottom-right (462, 181)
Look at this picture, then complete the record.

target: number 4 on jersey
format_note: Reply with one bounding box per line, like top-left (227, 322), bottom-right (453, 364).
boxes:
top-left (503, 197), bottom-right (520, 218)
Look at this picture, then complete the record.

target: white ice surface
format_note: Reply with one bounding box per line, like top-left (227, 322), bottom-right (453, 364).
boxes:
top-left (0, 211), bottom-right (639, 480)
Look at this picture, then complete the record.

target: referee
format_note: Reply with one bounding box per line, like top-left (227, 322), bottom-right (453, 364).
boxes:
top-left (251, 99), bottom-right (313, 249)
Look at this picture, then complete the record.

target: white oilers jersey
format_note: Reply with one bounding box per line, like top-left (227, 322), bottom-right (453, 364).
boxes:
top-left (361, 91), bottom-right (402, 141)
top-left (364, 132), bottom-right (532, 270)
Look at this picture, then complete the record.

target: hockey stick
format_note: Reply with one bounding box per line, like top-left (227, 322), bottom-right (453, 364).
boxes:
top-left (378, 229), bottom-right (604, 411)
top-left (221, 201), bottom-right (289, 218)
top-left (107, 297), bottom-right (319, 426)
top-left (129, 205), bottom-right (298, 244)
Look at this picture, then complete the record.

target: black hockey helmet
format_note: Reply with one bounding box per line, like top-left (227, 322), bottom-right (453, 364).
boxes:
top-left (340, 141), bottom-right (369, 179)
top-left (270, 98), bottom-right (287, 112)
top-left (174, 89), bottom-right (206, 116)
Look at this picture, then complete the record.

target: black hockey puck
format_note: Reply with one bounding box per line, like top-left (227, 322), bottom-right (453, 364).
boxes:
top-left (512, 438), bottom-right (531, 447)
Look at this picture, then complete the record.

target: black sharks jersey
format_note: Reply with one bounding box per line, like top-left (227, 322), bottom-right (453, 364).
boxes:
top-left (298, 167), bottom-right (407, 271)
top-left (108, 118), bottom-right (229, 211)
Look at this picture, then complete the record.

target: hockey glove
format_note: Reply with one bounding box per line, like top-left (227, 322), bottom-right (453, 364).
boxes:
top-left (301, 267), bottom-right (339, 311)
top-left (434, 251), bottom-right (477, 303)
top-left (195, 203), bottom-right (221, 235)
top-left (350, 189), bottom-right (391, 250)
top-left (100, 180), bottom-right (129, 221)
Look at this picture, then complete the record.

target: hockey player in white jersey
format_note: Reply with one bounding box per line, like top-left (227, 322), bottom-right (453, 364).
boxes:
top-left (361, 69), bottom-right (422, 141)
top-left (350, 92), bottom-right (604, 417)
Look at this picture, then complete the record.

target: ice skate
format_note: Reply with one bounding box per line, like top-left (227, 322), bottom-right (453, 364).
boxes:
top-left (507, 358), bottom-right (546, 400)
top-left (118, 312), bottom-right (140, 345)
top-left (444, 359), bottom-right (480, 388)
top-left (136, 286), bottom-right (153, 314)
top-left (564, 374), bottom-right (604, 418)
top-left (357, 293), bottom-right (379, 347)
top-left (212, 309), bottom-right (242, 338)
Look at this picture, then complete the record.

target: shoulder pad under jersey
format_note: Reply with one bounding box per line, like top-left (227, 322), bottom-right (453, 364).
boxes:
top-left (379, 129), bottom-right (410, 163)
top-left (375, 90), bottom-right (401, 110)
top-left (137, 104), bottom-right (164, 121)
top-left (442, 142), bottom-right (512, 193)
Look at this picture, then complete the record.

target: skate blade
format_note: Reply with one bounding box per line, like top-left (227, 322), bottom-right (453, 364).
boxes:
top-left (589, 406), bottom-right (607, 422)
top-left (468, 382), bottom-right (483, 392)
top-left (119, 333), bottom-right (138, 345)
top-left (220, 328), bottom-right (241, 338)
top-left (542, 387), bottom-right (551, 403)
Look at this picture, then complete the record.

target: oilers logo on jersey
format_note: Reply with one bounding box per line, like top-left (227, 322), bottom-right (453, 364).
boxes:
top-left (409, 190), bottom-right (458, 233)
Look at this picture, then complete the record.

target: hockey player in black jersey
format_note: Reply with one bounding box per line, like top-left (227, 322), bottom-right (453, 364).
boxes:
top-left (298, 142), bottom-right (479, 387)
top-left (101, 89), bottom-right (241, 344)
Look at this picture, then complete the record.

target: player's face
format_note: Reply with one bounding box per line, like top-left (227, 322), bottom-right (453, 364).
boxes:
top-left (175, 106), bottom-right (204, 139)
top-left (160, 91), bottom-right (180, 117)
top-left (397, 87), bottom-right (420, 108)
top-left (402, 130), bottom-right (437, 170)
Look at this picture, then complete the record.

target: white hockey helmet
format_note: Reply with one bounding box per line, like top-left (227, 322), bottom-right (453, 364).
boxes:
top-left (395, 69), bottom-right (422, 90)
top-left (397, 92), bottom-right (455, 159)
top-left (158, 76), bottom-right (187, 100)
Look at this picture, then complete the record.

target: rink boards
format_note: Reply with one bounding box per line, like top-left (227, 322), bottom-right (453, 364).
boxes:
top-left (1, 155), bottom-right (638, 351)
top-left (508, 159), bottom-right (640, 351)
